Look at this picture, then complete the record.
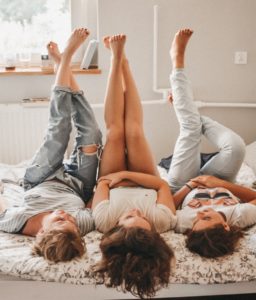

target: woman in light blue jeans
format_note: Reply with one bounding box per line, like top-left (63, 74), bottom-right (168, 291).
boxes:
top-left (168, 29), bottom-right (256, 258)
top-left (8, 29), bottom-right (102, 262)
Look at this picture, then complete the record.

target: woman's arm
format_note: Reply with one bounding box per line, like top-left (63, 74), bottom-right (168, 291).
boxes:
top-left (99, 171), bottom-right (165, 190)
top-left (156, 181), bottom-right (176, 214)
top-left (91, 180), bottom-right (110, 210)
top-left (172, 180), bottom-right (198, 208)
top-left (191, 175), bottom-right (256, 202)
top-left (99, 171), bottom-right (176, 213)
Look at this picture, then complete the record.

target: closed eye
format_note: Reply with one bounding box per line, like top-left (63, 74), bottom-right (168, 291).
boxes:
top-left (215, 192), bottom-right (231, 198)
top-left (194, 193), bottom-right (211, 199)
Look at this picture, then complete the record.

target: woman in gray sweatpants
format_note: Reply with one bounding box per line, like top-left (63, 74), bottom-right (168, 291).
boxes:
top-left (167, 29), bottom-right (256, 259)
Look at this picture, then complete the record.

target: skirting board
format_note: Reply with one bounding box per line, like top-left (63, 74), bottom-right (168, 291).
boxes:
top-left (0, 276), bottom-right (256, 300)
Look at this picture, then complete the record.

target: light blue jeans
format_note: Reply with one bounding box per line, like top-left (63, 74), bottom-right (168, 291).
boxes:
top-left (168, 69), bottom-right (245, 193)
top-left (23, 86), bottom-right (102, 201)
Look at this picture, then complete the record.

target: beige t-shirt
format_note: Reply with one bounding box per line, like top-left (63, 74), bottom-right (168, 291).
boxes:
top-left (92, 187), bottom-right (176, 233)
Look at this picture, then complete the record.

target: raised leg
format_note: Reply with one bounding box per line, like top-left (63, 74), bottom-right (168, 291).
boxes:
top-left (47, 41), bottom-right (80, 92)
top-left (66, 92), bottom-right (102, 200)
top-left (98, 35), bottom-right (127, 177)
top-left (54, 28), bottom-right (89, 88)
top-left (23, 29), bottom-right (89, 190)
top-left (102, 35), bottom-right (158, 175)
top-left (48, 36), bottom-right (102, 200)
top-left (200, 116), bottom-right (245, 181)
top-left (167, 29), bottom-right (202, 192)
top-left (122, 56), bottom-right (158, 175)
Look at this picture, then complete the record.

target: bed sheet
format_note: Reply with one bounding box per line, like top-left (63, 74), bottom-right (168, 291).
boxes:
top-left (0, 162), bottom-right (255, 286)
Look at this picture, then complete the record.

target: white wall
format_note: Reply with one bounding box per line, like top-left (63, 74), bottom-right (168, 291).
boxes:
top-left (0, 0), bottom-right (255, 163)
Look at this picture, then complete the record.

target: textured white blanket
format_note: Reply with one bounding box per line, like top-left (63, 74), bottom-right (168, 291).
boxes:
top-left (0, 162), bottom-right (255, 285)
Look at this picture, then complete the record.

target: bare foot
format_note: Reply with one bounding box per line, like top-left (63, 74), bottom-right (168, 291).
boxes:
top-left (170, 28), bottom-right (193, 68)
top-left (104, 35), bottom-right (128, 66)
top-left (47, 41), bottom-right (61, 65)
top-left (103, 36), bottom-right (111, 50)
top-left (109, 34), bottom-right (126, 61)
top-left (104, 35), bottom-right (128, 65)
top-left (63, 28), bottom-right (89, 59)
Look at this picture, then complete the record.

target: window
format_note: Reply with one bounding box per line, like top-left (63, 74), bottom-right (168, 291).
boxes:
top-left (0, 0), bottom-right (71, 66)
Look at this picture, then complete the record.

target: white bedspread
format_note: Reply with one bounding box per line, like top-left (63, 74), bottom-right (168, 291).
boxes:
top-left (0, 162), bottom-right (255, 285)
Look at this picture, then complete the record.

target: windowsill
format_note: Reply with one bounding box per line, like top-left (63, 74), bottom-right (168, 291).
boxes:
top-left (0, 65), bottom-right (101, 76)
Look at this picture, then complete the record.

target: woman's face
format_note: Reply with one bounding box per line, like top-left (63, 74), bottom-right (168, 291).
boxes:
top-left (192, 208), bottom-right (230, 232)
top-left (41, 210), bottom-right (78, 233)
top-left (118, 209), bottom-right (152, 231)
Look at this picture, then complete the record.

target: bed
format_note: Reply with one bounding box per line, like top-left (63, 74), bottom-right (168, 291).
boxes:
top-left (0, 155), bottom-right (256, 300)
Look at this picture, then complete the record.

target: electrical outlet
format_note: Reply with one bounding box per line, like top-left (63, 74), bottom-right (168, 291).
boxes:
top-left (234, 51), bottom-right (247, 64)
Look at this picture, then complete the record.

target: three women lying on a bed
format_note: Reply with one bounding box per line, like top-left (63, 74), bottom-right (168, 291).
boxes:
top-left (0, 29), bottom-right (102, 263)
top-left (0, 27), bottom-right (256, 295)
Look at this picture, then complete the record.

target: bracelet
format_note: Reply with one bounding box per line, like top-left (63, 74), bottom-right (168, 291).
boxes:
top-left (185, 183), bottom-right (193, 190)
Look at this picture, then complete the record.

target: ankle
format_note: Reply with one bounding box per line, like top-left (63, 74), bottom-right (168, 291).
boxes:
top-left (111, 56), bottom-right (123, 66)
top-left (122, 58), bottom-right (129, 65)
top-left (173, 61), bottom-right (184, 69)
top-left (171, 53), bottom-right (184, 69)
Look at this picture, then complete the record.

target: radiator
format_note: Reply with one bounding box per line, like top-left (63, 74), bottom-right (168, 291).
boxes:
top-left (0, 104), bottom-right (49, 164)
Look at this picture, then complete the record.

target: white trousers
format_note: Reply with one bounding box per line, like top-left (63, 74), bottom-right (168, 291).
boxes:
top-left (167, 69), bottom-right (245, 192)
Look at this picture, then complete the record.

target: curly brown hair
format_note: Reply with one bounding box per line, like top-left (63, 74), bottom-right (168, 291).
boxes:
top-left (185, 225), bottom-right (243, 258)
top-left (94, 225), bottom-right (174, 299)
top-left (32, 229), bottom-right (86, 263)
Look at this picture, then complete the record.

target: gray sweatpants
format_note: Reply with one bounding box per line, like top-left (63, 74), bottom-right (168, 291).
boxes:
top-left (167, 69), bottom-right (245, 193)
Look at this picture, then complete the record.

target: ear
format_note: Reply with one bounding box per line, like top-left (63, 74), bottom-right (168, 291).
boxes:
top-left (223, 222), bottom-right (230, 231)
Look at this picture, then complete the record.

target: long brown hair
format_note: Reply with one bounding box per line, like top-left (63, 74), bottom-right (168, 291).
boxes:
top-left (94, 225), bottom-right (174, 298)
top-left (186, 225), bottom-right (243, 258)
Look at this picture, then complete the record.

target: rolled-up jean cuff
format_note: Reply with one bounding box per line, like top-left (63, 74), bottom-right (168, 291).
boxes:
top-left (52, 86), bottom-right (84, 95)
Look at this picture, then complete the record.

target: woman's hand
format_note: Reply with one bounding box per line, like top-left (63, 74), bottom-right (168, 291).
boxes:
top-left (187, 199), bottom-right (202, 208)
top-left (187, 180), bottom-right (200, 189)
top-left (190, 175), bottom-right (225, 188)
top-left (98, 172), bottom-right (125, 188)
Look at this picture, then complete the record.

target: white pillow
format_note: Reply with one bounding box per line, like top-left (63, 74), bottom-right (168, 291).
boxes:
top-left (244, 141), bottom-right (256, 175)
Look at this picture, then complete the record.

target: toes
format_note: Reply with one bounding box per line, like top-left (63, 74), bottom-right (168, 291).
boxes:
top-left (110, 34), bottom-right (126, 42)
top-left (103, 36), bottom-right (110, 42)
top-left (73, 28), bottom-right (89, 37)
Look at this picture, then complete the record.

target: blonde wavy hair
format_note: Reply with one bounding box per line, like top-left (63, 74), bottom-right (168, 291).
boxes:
top-left (32, 229), bottom-right (86, 263)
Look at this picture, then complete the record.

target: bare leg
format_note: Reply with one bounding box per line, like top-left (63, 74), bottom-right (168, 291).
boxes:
top-left (122, 58), bottom-right (158, 175)
top-left (103, 36), bottom-right (126, 90)
top-left (102, 36), bottom-right (158, 175)
top-left (47, 41), bottom-right (80, 91)
top-left (99, 35), bottom-right (127, 177)
top-left (54, 28), bottom-right (89, 88)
